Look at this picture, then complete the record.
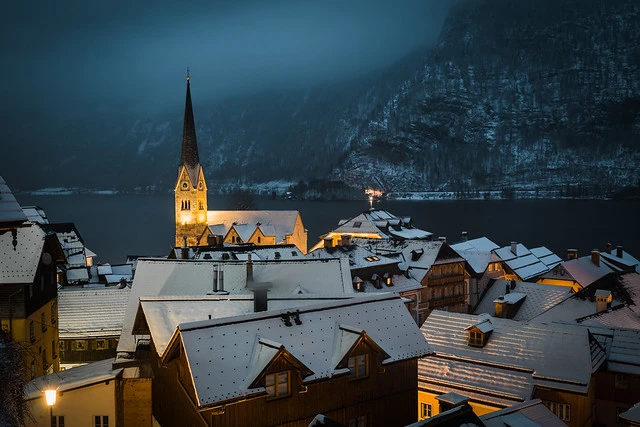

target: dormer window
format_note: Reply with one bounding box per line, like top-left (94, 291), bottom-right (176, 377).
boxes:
top-left (265, 370), bottom-right (290, 398)
top-left (353, 221), bottom-right (362, 228)
top-left (465, 318), bottom-right (493, 347)
top-left (348, 354), bottom-right (368, 379)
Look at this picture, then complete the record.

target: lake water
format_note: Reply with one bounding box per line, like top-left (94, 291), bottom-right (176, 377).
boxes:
top-left (15, 194), bottom-right (640, 265)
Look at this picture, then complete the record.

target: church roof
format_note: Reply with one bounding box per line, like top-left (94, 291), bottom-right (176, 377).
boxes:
top-left (206, 210), bottom-right (301, 243)
top-left (180, 76), bottom-right (200, 187)
top-left (0, 176), bottom-right (27, 227)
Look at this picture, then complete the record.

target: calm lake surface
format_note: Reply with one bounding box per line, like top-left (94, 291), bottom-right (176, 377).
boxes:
top-left (15, 194), bottom-right (640, 265)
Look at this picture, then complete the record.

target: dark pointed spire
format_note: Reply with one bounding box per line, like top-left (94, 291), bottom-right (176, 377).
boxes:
top-left (180, 69), bottom-right (201, 185)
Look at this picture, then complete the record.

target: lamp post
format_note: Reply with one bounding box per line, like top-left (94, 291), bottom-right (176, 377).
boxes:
top-left (45, 389), bottom-right (56, 425)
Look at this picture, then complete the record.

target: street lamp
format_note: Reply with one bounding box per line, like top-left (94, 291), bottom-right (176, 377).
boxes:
top-left (45, 389), bottom-right (56, 424)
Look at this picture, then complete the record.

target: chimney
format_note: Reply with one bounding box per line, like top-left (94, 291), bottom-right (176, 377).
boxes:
top-left (591, 250), bottom-right (600, 267)
top-left (505, 283), bottom-right (510, 294)
top-left (182, 236), bottom-right (187, 248)
top-left (461, 231), bottom-right (468, 242)
top-left (605, 243), bottom-right (612, 254)
top-left (616, 246), bottom-right (623, 258)
top-left (324, 237), bottom-right (333, 249)
top-left (510, 280), bottom-right (516, 290)
top-left (246, 254), bottom-right (253, 284)
top-left (495, 296), bottom-right (506, 318)
top-left (181, 247), bottom-right (189, 260)
top-left (340, 234), bottom-right (351, 247)
top-left (510, 242), bottom-right (518, 256)
top-left (595, 289), bottom-right (612, 313)
top-left (252, 288), bottom-right (268, 312)
top-left (567, 249), bottom-right (578, 260)
top-left (213, 265), bottom-right (218, 292)
top-left (438, 236), bottom-right (447, 243)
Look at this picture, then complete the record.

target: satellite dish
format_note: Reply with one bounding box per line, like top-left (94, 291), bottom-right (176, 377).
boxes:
top-left (41, 252), bottom-right (53, 265)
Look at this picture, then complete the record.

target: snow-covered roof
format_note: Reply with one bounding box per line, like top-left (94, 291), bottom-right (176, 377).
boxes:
top-left (620, 402), bottom-right (640, 424)
top-left (58, 287), bottom-right (130, 339)
top-left (66, 267), bottom-right (89, 282)
top-left (164, 294), bottom-right (430, 407)
top-left (474, 280), bottom-right (572, 321)
top-left (600, 249), bottom-right (640, 272)
top-left (451, 237), bottom-right (500, 275)
top-left (546, 256), bottom-right (615, 288)
top-left (331, 209), bottom-right (431, 240)
top-left (529, 246), bottom-right (562, 270)
top-left (206, 210), bottom-right (302, 243)
top-left (196, 245), bottom-right (303, 261)
top-left (581, 325), bottom-right (640, 375)
top-left (0, 224), bottom-right (45, 284)
top-left (136, 295), bottom-right (358, 357)
top-left (0, 176), bottom-right (27, 225)
top-left (494, 243), bottom-right (552, 281)
top-left (26, 358), bottom-right (121, 400)
top-left (354, 239), bottom-right (463, 283)
top-left (117, 257), bottom-right (354, 353)
top-left (308, 243), bottom-right (399, 271)
top-left (21, 206), bottom-right (48, 224)
top-left (420, 311), bottom-right (601, 396)
top-left (480, 399), bottom-right (567, 427)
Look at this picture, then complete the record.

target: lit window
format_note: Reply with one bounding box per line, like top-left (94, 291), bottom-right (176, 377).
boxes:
top-left (72, 340), bottom-right (88, 351)
top-left (265, 371), bottom-right (290, 398)
top-left (348, 354), bottom-right (368, 379)
top-left (94, 415), bottom-right (109, 427)
top-left (468, 331), bottom-right (484, 347)
top-left (96, 339), bottom-right (107, 350)
top-left (543, 401), bottom-right (570, 422)
top-left (52, 415), bottom-right (65, 427)
top-left (420, 403), bottom-right (432, 419)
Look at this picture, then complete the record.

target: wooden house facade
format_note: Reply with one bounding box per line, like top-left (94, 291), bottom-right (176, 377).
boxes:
top-left (141, 295), bottom-right (430, 427)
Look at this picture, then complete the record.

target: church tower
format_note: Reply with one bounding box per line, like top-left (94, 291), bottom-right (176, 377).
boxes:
top-left (175, 72), bottom-right (208, 247)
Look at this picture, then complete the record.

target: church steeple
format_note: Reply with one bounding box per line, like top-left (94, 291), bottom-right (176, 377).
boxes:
top-left (175, 70), bottom-right (208, 248)
top-left (181, 70), bottom-right (200, 186)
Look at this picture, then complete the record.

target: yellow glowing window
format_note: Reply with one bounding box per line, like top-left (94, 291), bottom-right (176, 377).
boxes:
top-left (265, 371), bottom-right (290, 398)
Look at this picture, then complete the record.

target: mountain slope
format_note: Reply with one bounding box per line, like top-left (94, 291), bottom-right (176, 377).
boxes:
top-left (336, 0), bottom-right (640, 194)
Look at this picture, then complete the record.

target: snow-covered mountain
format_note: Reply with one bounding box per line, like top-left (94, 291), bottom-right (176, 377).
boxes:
top-left (4, 0), bottom-right (639, 196)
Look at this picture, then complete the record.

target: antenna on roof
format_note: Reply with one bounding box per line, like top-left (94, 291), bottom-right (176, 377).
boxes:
top-left (186, 67), bottom-right (190, 82)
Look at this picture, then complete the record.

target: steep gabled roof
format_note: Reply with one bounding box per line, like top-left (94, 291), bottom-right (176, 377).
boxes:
top-left (162, 295), bottom-right (430, 407)
top-left (0, 176), bottom-right (27, 228)
top-left (0, 223), bottom-right (45, 284)
top-left (180, 77), bottom-right (200, 186)
top-left (206, 210), bottom-right (302, 243)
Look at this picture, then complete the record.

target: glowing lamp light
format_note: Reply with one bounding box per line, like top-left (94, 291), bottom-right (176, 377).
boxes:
top-left (45, 389), bottom-right (57, 406)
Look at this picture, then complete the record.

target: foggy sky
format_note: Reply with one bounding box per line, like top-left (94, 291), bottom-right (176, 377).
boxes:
top-left (1, 0), bottom-right (453, 116)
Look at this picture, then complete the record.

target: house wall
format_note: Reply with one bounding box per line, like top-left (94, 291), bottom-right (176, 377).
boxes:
top-left (153, 342), bottom-right (419, 427)
top-left (117, 376), bottom-right (153, 427)
top-left (3, 297), bottom-right (60, 379)
top-left (59, 337), bottom-right (119, 366)
top-left (28, 381), bottom-right (116, 427)
top-left (417, 389), bottom-right (503, 419)
top-left (419, 261), bottom-right (467, 320)
top-left (534, 383), bottom-right (595, 427)
top-left (286, 214), bottom-right (308, 254)
top-left (593, 371), bottom-right (640, 426)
